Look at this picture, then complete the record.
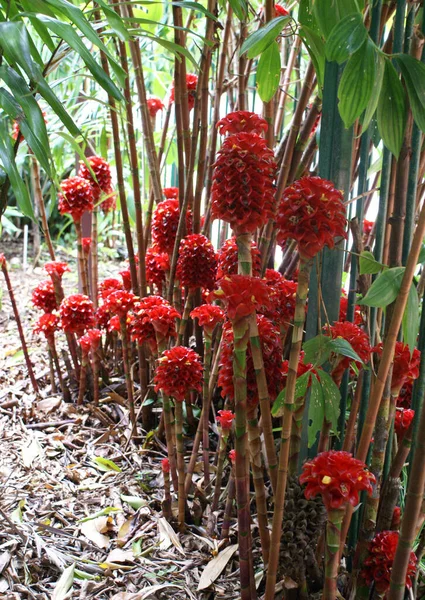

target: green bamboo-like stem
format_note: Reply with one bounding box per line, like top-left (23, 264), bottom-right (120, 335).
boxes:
top-left (264, 258), bottom-right (311, 600)
top-left (74, 220), bottom-right (90, 297)
top-left (48, 347), bottom-right (57, 394)
top-left (91, 348), bottom-right (100, 406)
top-left (119, 318), bottom-right (137, 435)
top-left (324, 508), bottom-right (345, 600)
top-left (288, 395), bottom-right (307, 476)
top-left (318, 368), bottom-right (344, 453)
top-left (221, 461), bottom-right (236, 539)
top-left (30, 150), bottom-right (55, 261)
top-left (77, 355), bottom-right (88, 406)
top-left (174, 399), bottom-right (186, 531)
top-left (212, 428), bottom-right (230, 511)
top-left (177, 289), bottom-right (194, 344)
top-left (342, 371), bottom-right (364, 453)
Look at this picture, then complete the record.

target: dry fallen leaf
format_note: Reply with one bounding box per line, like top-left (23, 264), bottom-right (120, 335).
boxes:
top-left (52, 563), bottom-right (75, 600)
top-left (157, 517), bottom-right (185, 556)
top-left (105, 548), bottom-right (135, 564)
top-left (80, 516), bottom-right (111, 549)
top-left (110, 585), bottom-right (184, 600)
top-left (197, 544), bottom-right (238, 591)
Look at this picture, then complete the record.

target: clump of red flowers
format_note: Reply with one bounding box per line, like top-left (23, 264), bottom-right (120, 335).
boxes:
top-left (229, 449), bottom-right (236, 464)
top-left (154, 346), bottom-right (203, 401)
top-left (176, 234), bottom-right (217, 290)
top-left (103, 290), bottom-right (135, 319)
top-left (79, 328), bottom-right (102, 356)
top-left (361, 531), bottom-right (416, 595)
top-left (213, 274), bottom-right (270, 321)
top-left (394, 408), bottom-right (415, 439)
top-left (212, 131), bottom-right (276, 234)
top-left (119, 268), bottom-right (132, 292)
top-left (33, 313), bottom-right (60, 340)
top-left (373, 342), bottom-right (421, 395)
top-left (363, 219), bottom-right (374, 237)
top-left (170, 73), bottom-right (198, 110)
top-left (300, 450), bottom-right (375, 510)
top-left (217, 410), bottom-right (235, 430)
top-left (277, 176), bottom-right (347, 260)
top-left (217, 111), bottom-right (268, 136)
top-left (260, 269), bottom-right (298, 328)
top-left (190, 304), bottom-right (225, 335)
top-left (339, 292), bottom-right (363, 325)
top-left (60, 294), bottom-right (95, 336)
top-left (58, 176), bottom-right (94, 222)
top-left (281, 351), bottom-right (316, 388)
top-left (32, 280), bottom-right (58, 313)
top-left (44, 261), bottom-right (70, 281)
top-left (152, 199), bottom-right (192, 254)
top-left (163, 187), bottom-right (179, 199)
top-left (326, 321), bottom-right (371, 381)
top-left (99, 278), bottom-right (123, 300)
top-left (147, 97), bottom-right (165, 118)
top-left (146, 247), bottom-right (170, 289)
top-left (78, 156), bottom-right (112, 201)
top-left (216, 237), bottom-right (262, 278)
top-left (130, 296), bottom-right (180, 353)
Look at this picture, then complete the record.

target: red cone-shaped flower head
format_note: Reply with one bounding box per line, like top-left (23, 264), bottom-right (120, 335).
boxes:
top-left (32, 280), bottom-right (58, 313)
top-left (81, 237), bottom-right (92, 255)
top-left (154, 346), bottom-right (203, 401)
top-left (44, 261), bottom-right (70, 281)
top-left (275, 3), bottom-right (289, 16)
top-left (119, 268), bottom-right (132, 292)
top-left (152, 199), bottom-right (192, 254)
top-left (217, 111), bottom-right (268, 136)
top-left (396, 380), bottom-right (413, 409)
top-left (363, 219), bottom-right (374, 237)
top-left (190, 304), bottom-right (225, 335)
top-left (217, 410), bottom-right (235, 430)
top-left (361, 531), bottom-right (416, 595)
top-left (394, 408), bottom-right (415, 439)
top-left (33, 313), bottom-right (60, 340)
top-left (217, 237), bottom-right (262, 279)
top-left (147, 97), bottom-right (164, 118)
top-left (60, 294), bottom-right (95, 336)
top-left (219, 315), bottom-right (283, 406)
top-left (300, 450), bottom-right (375, 510)
top-left (213, 275), bottom-right (270, 321)
top-left (277, 176), bottom-right (347, 260)
top-left (100, 188), bottom-right (117, 214)
top-left (79, 328), bottom-right (102, 355)
top-left (99, 278), bottom-right (123, 300)
top-left (130, 296), bottom-right (180, 353)
top-left (326, 321), bottom-right (371, 382)
top-left (373, 342), bottom-right (421, 395)
top-left (211, 132), bottom-right (276, 234)
top-left (170, 73), bottom-right (198, 110)
top-left (229, 449), bottom-right (236, 464)
top-left (163, 187), bottom-right (179, 199)
top-left (108, 315), bottom-right (121, 332)
top-left (259, 269), bottom-right (298, 329)
top-left (339, 292), bottom-right (363, 325)
top-left (161, 457), bottom-right (170, 473)
top-left (78, 156), bottom-right (112, 202)
top-left (96, 304), bottom-right (112, 330)
top-left (103, 290), bottom-right (135, 319)
top-left (176, 234), bottom-right (217, 290)
top-left (58, 176), bottom-right (94, 222)
top-left (146, 247), bottom-right (170, 290)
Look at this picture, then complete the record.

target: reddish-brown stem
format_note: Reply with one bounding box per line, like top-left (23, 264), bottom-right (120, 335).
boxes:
top-left (30, 150), bottom-right (55, 260)
top-left (221, 462), bottom-right (236, 539)
top-left (119, 318), bottom-right (137, 435)
top-left (77, 357), bottom-right (87, 405)
top-left (74, 220), bottom-right (90, 296)
top-left (174, 400), bottom-right (186, 531)
top-left (91, 208), bottom-right (99, 309)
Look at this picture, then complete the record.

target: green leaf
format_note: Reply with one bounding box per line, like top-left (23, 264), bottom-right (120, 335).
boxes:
top-left (418, 244), bottom-right (425, 264)
top-left (395, 54), bottom-right (425, 133)
top-left (328, 337), bottom-right (363, 363)
top-left (402, 283), bottom-right (419, 353)
top-left (338, 39), bottom-right (377, 128)
top-left (35, 78), bottom-right (81, 138)
top-left (362, 51), bottom-right (385, 132)
top-left (308, 374), bottom-right (324, 447)
top-left (326, 12), bottom-right (367, 64)
top-left (227, 0), bottom-right (247, 21)
top-left (0, 22), bottom-right (39, 79)
top-left (377, 58), bottom-right (406, 158)
top-left (300, 26), bottom-right (326, 90)
top-left (317, 369), bottom-right (340, 436)
top-left (92, 457), bottom-right (122, 472)
top-left (256, 41), bottom-right (280, 102)
top-left (313, 0), bottom-right (361, 39)
top-left (0, 129), bottom-right (34, 219)
top-left (359, 266), bottom-right (405, 308)
top-left (78, 507), bottom-right (121, 523)
top-left (272, 371), bottom-right (311, 417)
top-left (240, 16), bottom-right (290, 59)
top-left (95, 0), bottom-right (130, 40)
top-left (173, 1), bottom-right (218, 21)
top-left (359, 250), bottom-right (386, 275)
top-left (298, 0), bottom-right (319, 32)
top-left (303, 334), bottom-right (332, 367)
top-left (120, 494), bottom-right (147, 510)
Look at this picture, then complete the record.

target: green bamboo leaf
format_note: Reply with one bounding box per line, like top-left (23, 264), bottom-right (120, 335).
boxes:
top-left (299, 26), bottom-right (325, 90)
top-left (338, 39), bottom-right (376, 128)
top-left (377, 58), bottom-right (406, 159)
top-left (298, 0), bottom-right (319, 32)
top-left (52, 563), bottom-right (75, 600)
top-left (308, 374), bottom-right (324, 447)
top-left (78, 507), bottom-right (121, 523)
top-left (0, 22), bottom-right (39, 79)
top-left (240, 16), bottom-right (290, 59)
top-left (271, 371), bottom-right (311, 418)
top-left (359, 266), bottom-right (405, 308)
top-left (145, 36), bottom-right (197, 67)
top-left (328, 338), bottom-right (363, 363)
top-left (394, 54), bottom-right (425, 133)
top-left (313, 0), bottom-right (361, 39)
top-left (317, 370), bottom-right (340, 436)
top-left (359, 250), bottom-right (386, 275)
top-left (302, 334), bottom-right (332, 367)
top-left (256, 41), bottom-right (280, 102)
top-left (227, 0), bottom-right (247, 21)
top-left (361, 51), bottom-right (385, 132)
top-left (402, 283), bottom-right (419, 353)
top-left (35, 78), bottom-right (81, 138)
top-left (0, 132), bottom-right (34, 220)
top-left (95, 0), bottom-right (130, 40)
top-left (326, 12), bottom-right (367, 64)
top-left (92, 457), bottom-right (122, 472)
top-left (173, 1), bottom-right (218, 21)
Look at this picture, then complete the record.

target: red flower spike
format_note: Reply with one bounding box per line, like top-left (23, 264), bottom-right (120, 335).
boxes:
top-left (394, 408), bottom-right (415, 439)
top-left (190, 304), bottom-right (225, 334)
top-left (147, 97), bottom-right (165, 118)
top-left (373, 342), bottom-right (421, 394)
top-left (119, 268), bottom-right (132, 292)
top-left (217, 111), bottom-right (268, 136)
top-left (32, 280), bottom-right (58, 313)
top-left (108, 315), bottom-right (121, 333)
top-left (103, 290), bottom-right (135, 319)
top-left (79, 333), bottom-right (92, 356)
top-left (396, 380), bottom-right (413, 409)
top-left (219, 315), bottom-right (283, 405)
top-left (162, 457), bottom-right (170, 473)
top-left (130, 296), bottom-right (180, 352)
top-left (211, 132), bottom-right (276, 234)
top-left (33, 313), bottom-right (60, 340)
top-left (99, 278), bottom-right (123, 300)
top-left (152, 199), bottom-right (193, 254)
top-left (326, 321), bottom-right (371, 380)
top-left (277, 176), bottom-right (347, 260)
top-left (0, 253), bottom-right (5, 268)
top-left (300, 450), bottom-right (375, 511)
top-left (60, 294), bottom-right (95, 336)
top-left (96, 304), bottom-right (112, 330)
top-left (81, 237), bottom-right (92, 255)
top-left (217, 237), bottom-right (262, 279)
top-left (78, 156), bottom-right (112, 202)
top-left (44, 261), bottom-right (70, 281)
top-left (146, 247), bottom-right (170, 289)
top-left (259, 269), bottom-right (298, 328)
top-left (163, 187), bottom-right (179, 199)
top-left (275, 3), bottom-right (289, 16)
top-left (339, 292), bottom-right (363, 325)
top-left (229, 449), bottom-right (236, 464)
top-left (361, 531), bottom-right (416, 595)
top-left (154, 346), bottom-right (203, 402)
top-left (170, 73), bottom-right (198, 111)
top-left (58, 176), bottom-right (94, 222)
top-left (80, 329), bottom-right (102, 355)
top-left (100, 188), bottom-right (117, 214)
top-left (363, 219), bottom-right (374, 237)
top-left (213, 275), bottom-right (271, 321)
top-left (217, 409), bottom-right (235, 430)
top-left (176, 234), bottom-right (217, 290)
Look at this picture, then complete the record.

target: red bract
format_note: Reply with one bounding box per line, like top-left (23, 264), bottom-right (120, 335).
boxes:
top-left (363, 219), bottom-right (374, 237)
top-left (79, 328), bottom-right (102, 355)
top-left (33, 313), bottom-right (60, 340)
top-left (119, 268), bottom-right (132, 292)
top-left (216, 237), bottom-right (262, 278)
top-left (81, 237), bottom-right (92, 254)
top-left (229, 449), bottom-right (236, 464)
top-left (78, 156), bottom-right (112, 202)
top-left (373, 342), bottom-right (421, 394)
top-left (146, 247), bottom-right (170, 289)
top-left (162, 457), bottom-right (170, 473)
top-left (217, 111), bottom-right (268, 136)
top-left (163, 187), bottom-right (179, 199)
top-left (276, 176), bottom-right (347, 260)
top-left (100, 188), bottom-right (117, 214)
top-left (130, 296), bottom-right (180, 352)
top-left (0, 253), bottom-right (5, 268)
top-left (275, 3), bottom-right (289, 16)
top-left (396, 380), bottom-right (413, 409)
top-left (300, 450), bottom-right (375, 510)
top-left (58, 176), bottom-right (94, 222)
top-left (170, 73), bottom-right (198, 110)
top-left (219, 315), bottom-right (283, 405)
top-left (152, 199), bottom-right (192, 254)
top-left (147, 97), bottom-right (165, 118)
top-left (32, 280), bottom-right (58, 313)
top-left (154, 346), bottom-right (203, 401)
top-left (79, 333), bottom-right (92, 356)
top-left (99, 278), bottom-right (123, 300)
top-left (211, 132), bottom-right (276, 234)
top-left (281, 351), bottom-right (316, 389)
top-left (217, 410), bottom-right (235, 430)
top-left (391, 507), bottom-right (401, 530)
top-left (60, 294), bottom-right (95, 336)
top-left (176, 234), bottom-right (217, 290)
top-left (361, 531), bottom-right (416, 595)
top-left (190, 304), bottom-right (225, 334)
top-left (96, 304), bottom-right (112, 330)
top-left (213, 275), bottom-right (270, 321)
top-left (108, 315), bottom-right (121, 332)
top-left (103, 290), bottom-right (135, 319)
top-left (44, 261), bottom-right (70, 280)
top-left (339, 293), bottom-right (363, 325)
top-left (394, 408), bottom-right (415, 439)
top-left (326, 321), bottom-right (371, 381)
top-left (259, 269), bottom-right (297, 328)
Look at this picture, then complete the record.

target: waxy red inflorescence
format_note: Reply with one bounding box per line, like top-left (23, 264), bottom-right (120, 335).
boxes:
top-left (326, 321), bottom-right (371, 381)
top-left (103, 290), bottom-right (135, 319)
top-left (190, 304), bottom-right (225, 334)
top-left (277, 176), bottom-right (347, 259)
top-left (217, 410), bottom-right (235, 430)
top-left (339, 292), bottom-right (363, 325)
top-left (79, 156), bottom-right (112, 202)
top-left (154, 346), bottom-right (203, 401)
top-left (44, 261), bottom-right (70, 281)
top-left (281, 351), bottom-right (316, 388)
top-left (119, 268), bottom-right (132, 292)
top-left (213, 274), bottom-right (270, 321)
top-left (32, 280), bottom-right (58, 313)
top-left (58, 176), bottom-right (94, 222)
top-left (130, 296), bottom-right (180, 353)
top-left (33, 313), bottom-right (60, 340)
top-left (170, 73), bottom-right (198, 110)
top-left (259, 269), bottom-right (298, 328)
top-left (163, 187), bottom-right (179, 199)
top-left (373, 341), bottom-right (421, 395)
top-left (99, 278), bottom-right (123, 300)
top-left (176, 234), bottom-right (217, 290)
top-left (152, 199), bottom-right (192, 254)
top-left (81, 237), bottom-right (92, 255)
top-left (394, 408), bottom-right (415, 439)
top-left (161, 457), bottom-right (170, 473)
top-left (146, 247), bottom-right (170, 289)
top-left (216, 237), bottom-right (262, 279)
top-left (217, 111), bottom-right (268, 136)
top-left (363, 219), bottom-right (374, 237)
top-left (60, 294), bottom-right (95, 336)
top-left (275, 3), bottom-right (289, 16)
top-left (147, 97), bottom-right (165, 118)
top-left (79, 328), bottom-right (102, 355)
top-left (300, 450), bottom-right (375, 510)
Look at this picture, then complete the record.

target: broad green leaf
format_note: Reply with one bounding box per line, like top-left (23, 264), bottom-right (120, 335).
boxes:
top-left (308, 374), bottom-right (324, 447)
top-left (359, 250), bottom-right (386, 275)
top-left (377, 58), bottom-right (406, 158)
top-left (227, 0), bottom-right (247, 21)
top-left (303, 334), bottom-right (332, 367)
top-left (121, 494), bottom-right (147, 509)
top-left (328, 337), bottom-right (363, 363)
top-left (35, 78), bottom-right (81, 138)
top-left (240, 16), bottom-right (290, 59)
top-left (298, 0), bottom-right (319, 32)
top-left (402, 283), bottom-right (419, 353)
top-left (0, 130), bottom-right (34, 219)
top-left (395, 54), bottom-right (425, 133)
top-left (317, 369), bottom-right (340, 436)
top-left (313, 0), bottom-right (360, 39)
top-left (326, 12), bottom-right (367, 64)
top-left (272, 371), bottom-right (311, 417)
top-left (0, 22), bottom-right (39, 79)
top-left (300, 26), bottom-right (326, 90)
top-left (362, 51), bottom-right (385, 132)
top-left (256, 41), bottom-right (280, 102)
top-left (92, 457), bottom-right (122, 472)
top-left (338, 39), bottom-right (376, 128)
top-left (359, 266), bottom-right (405, 308)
